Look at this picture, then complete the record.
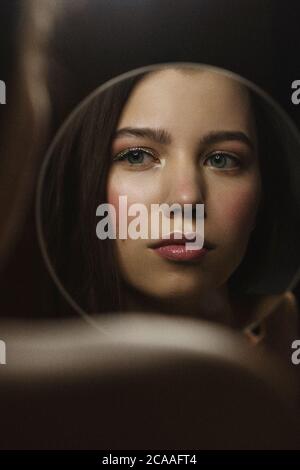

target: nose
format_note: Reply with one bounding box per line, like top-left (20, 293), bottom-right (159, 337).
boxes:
top-left (163, 156), bottom-right (205, 210)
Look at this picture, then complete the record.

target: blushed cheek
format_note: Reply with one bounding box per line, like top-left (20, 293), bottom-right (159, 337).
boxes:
top-left (212, 185), bottom-right (260, 237)
top-left (107, 182), bottom-right (120, 211)
top-left (107, 171), bottom-right (158, 205)
top-left (106, 171), bottom-right (159, 233)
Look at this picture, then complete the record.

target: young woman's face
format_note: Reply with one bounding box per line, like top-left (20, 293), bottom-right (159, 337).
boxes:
top-left (107, 68), bottom-right (261, 303)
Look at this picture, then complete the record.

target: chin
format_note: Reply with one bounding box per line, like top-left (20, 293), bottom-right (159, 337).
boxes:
top-left (141, 275), bottom-right (212, 301)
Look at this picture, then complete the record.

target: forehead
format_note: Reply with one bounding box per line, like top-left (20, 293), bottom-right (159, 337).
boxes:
top-left (117, 68), bottom-right (255, 138)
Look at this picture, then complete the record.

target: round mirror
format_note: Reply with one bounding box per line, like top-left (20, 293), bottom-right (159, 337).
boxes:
top-left (37, 63), bottom-right (300, 336)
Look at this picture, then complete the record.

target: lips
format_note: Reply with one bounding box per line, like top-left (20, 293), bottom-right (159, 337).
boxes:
top-left (154, 244), bottom-right (208, 261)
top-left (149, 232), bottom-right (215, 262)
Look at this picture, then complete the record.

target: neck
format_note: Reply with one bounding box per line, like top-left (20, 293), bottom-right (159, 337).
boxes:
top-left (121, 281), bottom-right (235, 328)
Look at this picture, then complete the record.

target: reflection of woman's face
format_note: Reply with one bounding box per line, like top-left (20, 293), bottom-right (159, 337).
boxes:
top-left (107, 68), bottom-right (261, 305)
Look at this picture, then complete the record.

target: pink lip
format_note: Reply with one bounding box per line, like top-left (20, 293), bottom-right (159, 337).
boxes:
top-left (153, 245), bottom-right (209, 262)
top-left (148, 232), bottom-right (214, 261)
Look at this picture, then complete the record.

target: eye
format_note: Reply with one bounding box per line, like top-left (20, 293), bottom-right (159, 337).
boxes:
top-left (204, 152), bottom-right (241, 170)
top-left (112, 147), bottom-right (158, 167)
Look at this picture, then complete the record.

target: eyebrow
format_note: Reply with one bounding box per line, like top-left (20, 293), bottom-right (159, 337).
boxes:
top-left (114, 127), bottom-right (172, 145)
top-left (113, 127), bottom-right (255, 151)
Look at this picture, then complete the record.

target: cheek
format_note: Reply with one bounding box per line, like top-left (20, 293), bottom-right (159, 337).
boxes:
top-left (107, 171), bottom-right (158, 208)
top-left (106, 170), bottom-right (161, 240)
top-left (210, 180), bottom-right (260, 238)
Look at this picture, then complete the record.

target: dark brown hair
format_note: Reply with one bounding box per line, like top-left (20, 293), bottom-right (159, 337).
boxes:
top-left (42, 74), bottom-right (145, 314)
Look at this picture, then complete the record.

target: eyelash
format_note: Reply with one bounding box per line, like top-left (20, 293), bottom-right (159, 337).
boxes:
top-left (112, 147), bottom-right (158, 166)
top-left (204, 152), bottom-right (241, 170)
top-left (112, 147), bottom-right (241, 170)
